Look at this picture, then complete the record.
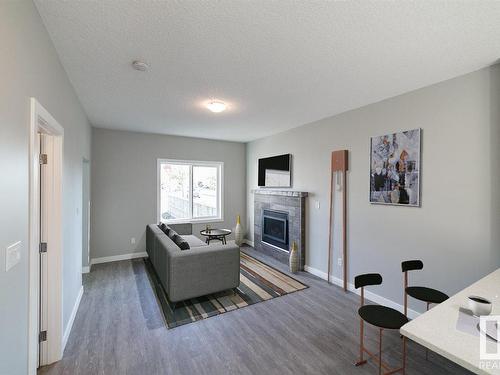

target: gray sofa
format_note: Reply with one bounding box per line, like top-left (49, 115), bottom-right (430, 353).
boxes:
top-left (146, 223), bottom-right (240, 303)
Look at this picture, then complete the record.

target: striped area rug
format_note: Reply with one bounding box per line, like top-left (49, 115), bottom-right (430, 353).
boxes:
top-left (146, 252), bottom-right (308, 328)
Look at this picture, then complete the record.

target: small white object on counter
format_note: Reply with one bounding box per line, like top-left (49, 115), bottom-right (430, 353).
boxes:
top-left (468, 295), bottom-right (493, 317)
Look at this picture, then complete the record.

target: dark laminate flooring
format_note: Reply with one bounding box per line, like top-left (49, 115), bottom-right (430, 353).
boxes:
top-left (39, 247), bottom-right (471, 375)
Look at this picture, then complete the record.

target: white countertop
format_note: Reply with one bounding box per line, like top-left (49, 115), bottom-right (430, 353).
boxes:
top-left (401, 268), bottom-right (500, 375)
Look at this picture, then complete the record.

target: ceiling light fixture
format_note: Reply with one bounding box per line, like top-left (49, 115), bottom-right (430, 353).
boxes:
top-left (206, 100), bottom-right (227, 113)
top-left (131, 60), bottom-right (149, 72)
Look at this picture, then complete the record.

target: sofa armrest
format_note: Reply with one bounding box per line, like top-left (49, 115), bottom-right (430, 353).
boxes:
top-left (167, 242), bottom-right (240, 302)
top-left (156, 234), bottom-right (180, 287)
top-left (146, 224), bottom-right (163, 262)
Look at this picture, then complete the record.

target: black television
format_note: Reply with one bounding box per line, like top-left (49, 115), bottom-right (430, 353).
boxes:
top-left (258, 154), bottom-right (292, 187)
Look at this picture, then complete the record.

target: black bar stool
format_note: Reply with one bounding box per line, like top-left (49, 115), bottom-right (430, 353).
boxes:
top-left (402, 260), bottom-right (449, 316)
top-left (354, 273), bottom-right (408, 375)
top-left (401, 260), bottom-right (449, 359)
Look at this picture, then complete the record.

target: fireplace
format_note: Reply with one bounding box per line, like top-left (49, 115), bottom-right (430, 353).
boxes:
top-left (262, 210), bottom-right (289, 251)
top-left (252, 189), bottom-right (307, 270)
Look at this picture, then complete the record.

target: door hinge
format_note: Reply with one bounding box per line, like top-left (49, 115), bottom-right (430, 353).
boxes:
top-left (39, 242), bottom-right (47, 253)
top-left (39, 330), bottom-right (47, 343)
top-left (39, 154), bottom-right (48, 165)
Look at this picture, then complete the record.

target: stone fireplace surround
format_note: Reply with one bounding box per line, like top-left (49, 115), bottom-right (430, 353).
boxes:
top-left (252, 189), bottom-right (308, 270)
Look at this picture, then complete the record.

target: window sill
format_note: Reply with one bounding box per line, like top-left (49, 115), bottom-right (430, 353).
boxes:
top-left (162, 218), bottom-right (224, 225)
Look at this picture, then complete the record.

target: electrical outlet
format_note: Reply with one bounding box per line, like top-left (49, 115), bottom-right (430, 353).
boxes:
top-left (337, 257), bottom-right (342, 266)
top-left (131, 237), bottom-right (136, 245)
top-left (315, 200), bottom-right (320, 209)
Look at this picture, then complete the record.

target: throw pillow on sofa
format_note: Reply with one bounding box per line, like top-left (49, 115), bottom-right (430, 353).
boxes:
top-left (158, 224), bottom-right (189, 250)
top-left (167, 228), bottom-right (177, 240)
top-left (171, 233), bottom-right (190, 250)
top-left (159, 223), bottom-right (172, 236)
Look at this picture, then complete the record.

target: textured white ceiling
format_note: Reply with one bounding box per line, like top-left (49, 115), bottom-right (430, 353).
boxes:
top-left (35, 0), bottom-right (500, 142)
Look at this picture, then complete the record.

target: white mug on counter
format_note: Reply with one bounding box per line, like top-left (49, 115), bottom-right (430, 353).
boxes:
top-left (467, 295), bottom-right (492, 316)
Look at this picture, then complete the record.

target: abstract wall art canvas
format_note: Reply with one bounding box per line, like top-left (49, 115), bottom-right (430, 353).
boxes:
top-left (370, 129), bottom-right (421, 206)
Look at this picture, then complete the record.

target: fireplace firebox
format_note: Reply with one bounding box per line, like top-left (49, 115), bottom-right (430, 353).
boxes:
top-left (262, 210), bottom-right (289, 251)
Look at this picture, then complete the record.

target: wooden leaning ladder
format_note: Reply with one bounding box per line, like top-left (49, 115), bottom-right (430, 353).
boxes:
top-left (327, 150), bottom-right (348, 290)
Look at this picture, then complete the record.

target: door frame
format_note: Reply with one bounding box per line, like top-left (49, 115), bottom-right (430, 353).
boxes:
top-left (82, 158), bottom-right (91, 273)
top-left (28, 98), bottom-right (64, 373)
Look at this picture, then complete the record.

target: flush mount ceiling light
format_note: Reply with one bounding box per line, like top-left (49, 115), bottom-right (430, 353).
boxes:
top-left (131, 60), bottom-right (149, 71)
top-left (206, 100), bottom-right (227, 113)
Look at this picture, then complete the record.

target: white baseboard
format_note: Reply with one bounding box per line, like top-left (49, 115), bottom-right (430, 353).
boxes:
top-left (243, 239), bottom-right (254, 247)
top-left (62, 285), bottom-right (83, 351)
top-left (304, 265), bottom-right (420, 320)
top-left (304, 265), bottom-right (328, 280)
top-left (82, 265), bottom-right (91, 274)
top-left (90, 251), bottom-right (148, 265)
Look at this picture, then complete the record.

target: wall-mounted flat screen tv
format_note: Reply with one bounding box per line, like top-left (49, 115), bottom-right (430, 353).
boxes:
top-left (258, 154), bottom-right (292, 187)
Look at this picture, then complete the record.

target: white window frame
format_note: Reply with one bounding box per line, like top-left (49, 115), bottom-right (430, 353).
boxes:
top-left (157, 159), bottom-right (224, 224)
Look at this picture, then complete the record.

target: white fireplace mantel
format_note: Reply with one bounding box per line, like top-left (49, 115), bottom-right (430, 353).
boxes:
top-left (251, 189), bottom-right (308, 198)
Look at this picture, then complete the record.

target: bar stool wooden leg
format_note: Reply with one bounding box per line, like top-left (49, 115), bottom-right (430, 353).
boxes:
top-left (355, 318), bottom-right (367, 366)
top-left (360, 319), bottom-right (364, 363)
top-left (403, 271), bottom-right (408, 317)
top-left (402, 335), bottom-right (407, 375)
top-left (378, 329), bottom-right (383, 375)
top-left (425, 302), bottom-right (430, 360)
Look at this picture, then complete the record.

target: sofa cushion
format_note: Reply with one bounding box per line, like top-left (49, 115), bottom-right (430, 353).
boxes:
top-left (169, 223), bottom-right (193, 236)
top-left (171, 233), bottom-right (190, 250)
top-left (183, 235), bottom-right (208, 248)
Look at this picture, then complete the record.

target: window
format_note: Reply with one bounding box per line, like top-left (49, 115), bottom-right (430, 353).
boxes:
top-left (158, 159), bottom-right (223, 223)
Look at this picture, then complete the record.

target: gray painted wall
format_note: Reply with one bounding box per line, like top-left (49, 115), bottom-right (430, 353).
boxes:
top-left (247, 66), bottom-right (500, 313)
top-left (0, 2), bottom-right (91, 374)
top-left (91, 128), bottom-right (246, 260)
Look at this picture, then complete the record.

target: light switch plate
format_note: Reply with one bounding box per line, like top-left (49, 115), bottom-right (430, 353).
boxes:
top-left (6, 241), bottom-right (21, 272)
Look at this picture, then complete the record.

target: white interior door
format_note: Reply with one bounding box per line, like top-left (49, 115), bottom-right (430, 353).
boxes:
top-left (29, 98), bottom-right (65, 373)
